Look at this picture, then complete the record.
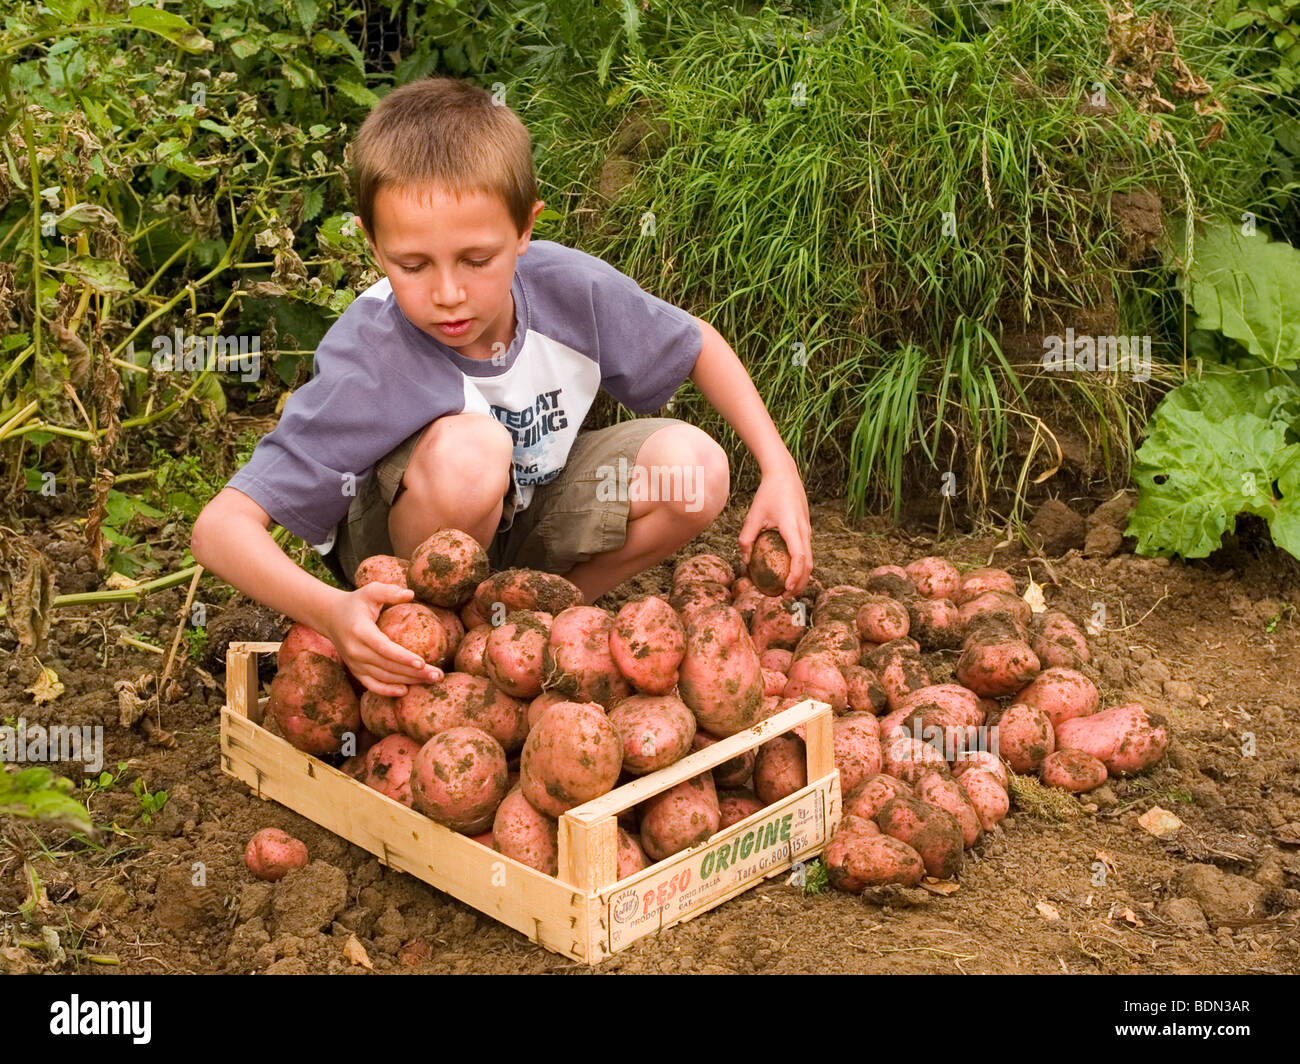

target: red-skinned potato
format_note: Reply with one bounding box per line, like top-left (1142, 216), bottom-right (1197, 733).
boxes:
top-left (474, 568), bottom-right (583, 619)
top-left (691, 731), bottom-right (755, 789)
top-left (750, 596), bottom-right (807, 653)
top-left (526, 691), bottom-right (569, 732)
top-left (1033, 610), bottom-right (1091, 668)
top-left (956, 639), bottom-right (1040, 697)
top-left (407, 528), bottom-right (489, 608)
top-left (244, 828), bottom-right (309, 881)
top-left (792, 621), bottom-right (860, 668)
top-left (759, 648), bottom-right (794, 673)
top-left (876, 797), bottom-right (964, 879)
top-left (864, 640), bottom-right (932, 711)
top-left (992, 703), bottom-right (1055, 773)
top-left (609, 596), bottom-right (686, 695)
top-left (678, 604), bottom-right (764, 736)
top-left (266, 651), bottom-right (361, 755)
top-left (673, 553), bottom-right (735, 589)
top-left (841, 665), bottom-right (889, 714)
top-left (1041, 749), bottom-right (1108, 792)
top-left (762, 668), bottom-right (788, 697)
top-left (519, 700), bottom-right (623, 816)
top-left (783, 656), bottom-right (848, 713)
top-left (671, 581), bottom-right (734, 624)
top-left (377, 603), bottom-right (449, 667)
top-left (639, 773), bottom-right (721, 861)
top-left (492, 787), bottom-right (559, 875)
top-left (1015, 667), bottom-right (1100, 731)
top-left (906, 598), bottom-right (964, 651)
top-left (609, 694), bottom-right (697, 775)
top-left (753, 735), bottom-right (807, 804)
top-left (959, 589), bottom-right (1031, 629)
top-left (833, 712), bottom-right (883, 794)
top-left (732, 576), bottom-right (756, 598)
top-left (544, 606), bottom-right (633, 708)
top-left (484, 611), bottom-right (551, 698)
top-left (844, 774), bottom-right (913, 820)
top-left (454, 624), bottom-right (492, 677)
top-left (826, 829), bottom-right (925, 892)
top-left (748, 529), bottom-right (792, 596)
top-left (951, 750), bottom-right (1009, 790)
top-left (914, 771), bottom-right (983, 847)
top-left (354, 555), bottom-right (410, 589)
top-left (904, 557), bottom-right (962, 600)
top-left (359, 691), bottom-right (402, 737)
top-left (410, 726), bottom-right (508, 833)
top-left (733, 585), bottom-right (767, 626)
top-left (897, 684), bottom-right (982, 720)
top-left (427, 606), bottom-right (464, 667)
top-left (855, 595), bottom-right (911, 643)
top-left (277, 624), bottom-right (343, 669)
top-left (812, 585), bottom-right (873, 626)
top-left (472, 683), bottom-right (530, 754)
top-left (1054, 702), bottom-right (1168, 776)
top-left (960, 768), bottom-right (1010, 830)
top-left (362, 734), bottom-right (422, 806)
top-left (955, 567), bottom-right (1017, 604)
top-left (617, 829), bottom-right (651, 879)
top-left (718, 789), bottom-right (765, 828)
top-left (396, 673), bottom-right (485, 743)
top-left (460, 599), bottom-right (488, 629)
top-left (880, 734), bottom-right (949, 784)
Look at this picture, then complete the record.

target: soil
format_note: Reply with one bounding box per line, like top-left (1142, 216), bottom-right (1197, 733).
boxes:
top-left (2, 493), bottom-right (1299, 976)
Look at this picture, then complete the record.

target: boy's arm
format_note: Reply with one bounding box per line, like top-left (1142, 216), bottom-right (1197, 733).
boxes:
top-left (192, 488), bottom-right (441, 696)
top-left (687, 316), bottom-right (813, 593)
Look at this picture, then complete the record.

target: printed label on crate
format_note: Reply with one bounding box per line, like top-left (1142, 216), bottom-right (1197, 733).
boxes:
top-left (605, 787), bottom-right (826, 951)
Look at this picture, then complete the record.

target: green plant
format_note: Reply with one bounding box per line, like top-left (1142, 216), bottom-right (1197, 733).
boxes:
top-left (801, 856), bottom-right (829, 895)
top-left (184, 624), bottom-right (209, 661)
top-left (81, 761), bottom-right (129, 798)
top-left (130, 777), bottom-right (168, 827)
top-left (0, 766), bottom-right (93, 834)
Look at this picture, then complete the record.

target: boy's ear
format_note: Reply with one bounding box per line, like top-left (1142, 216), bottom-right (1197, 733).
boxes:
top-left (517, 199), bottom-right (546, 253)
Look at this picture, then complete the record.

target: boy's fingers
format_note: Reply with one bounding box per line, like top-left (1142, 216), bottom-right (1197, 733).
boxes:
top-left (360, 675), bottom-right (409, 698)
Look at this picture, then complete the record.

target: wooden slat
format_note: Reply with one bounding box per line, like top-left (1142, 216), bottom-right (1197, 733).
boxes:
top-left (566, 699), bottom-right (832, 826)
top-left (557, 813), bottom-right (619, 894)
top-left (803, 704), bottom-right (834, 781)
top-left (225, 645), bottom-right (265, 723)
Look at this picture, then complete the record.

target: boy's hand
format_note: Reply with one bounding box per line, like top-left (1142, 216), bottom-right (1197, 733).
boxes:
top-left (738, 463), bottom-right (813, 594)
top-left (323, 583), bottom-right (443, 698)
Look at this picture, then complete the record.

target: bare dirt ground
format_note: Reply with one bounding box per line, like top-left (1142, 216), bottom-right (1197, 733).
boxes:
top-left (3, 493), bottom-right (1298, 975)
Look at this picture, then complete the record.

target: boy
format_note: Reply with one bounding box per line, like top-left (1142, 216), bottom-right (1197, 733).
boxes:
top-left (192, 77), bottom-right (813, 698)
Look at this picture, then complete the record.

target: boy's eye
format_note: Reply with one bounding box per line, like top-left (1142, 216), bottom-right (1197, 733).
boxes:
top-left (467, 258), bottom-right (491, 268)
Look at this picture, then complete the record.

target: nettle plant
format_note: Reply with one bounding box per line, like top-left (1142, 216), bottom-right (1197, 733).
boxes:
top-left (1127, 220), bottom-right (1300, 558)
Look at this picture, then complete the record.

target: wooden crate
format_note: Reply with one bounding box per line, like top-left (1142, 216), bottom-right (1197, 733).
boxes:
top-left (221, 642), bottom-right (842, 964)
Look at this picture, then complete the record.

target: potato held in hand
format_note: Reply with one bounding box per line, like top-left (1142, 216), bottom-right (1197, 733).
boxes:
top-left (377, 602), bottom-right (449, 668)
top-left (748, 529), bottom-right (792, 596)
top-left (266, 650), bottom-right (361, 755)
top-left (519, 701), bottom-right (623, 816)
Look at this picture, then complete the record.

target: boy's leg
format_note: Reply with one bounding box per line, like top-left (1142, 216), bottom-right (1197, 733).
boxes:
top-left (561, 422), bottom-right (729, 601)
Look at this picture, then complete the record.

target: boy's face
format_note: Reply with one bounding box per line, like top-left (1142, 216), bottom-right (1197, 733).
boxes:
top-left (361, 183), bottom-right (544, 360)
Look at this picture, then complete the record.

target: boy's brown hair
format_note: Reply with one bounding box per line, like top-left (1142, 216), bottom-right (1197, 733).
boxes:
top-left (350, 77), bottom-right (538, 240)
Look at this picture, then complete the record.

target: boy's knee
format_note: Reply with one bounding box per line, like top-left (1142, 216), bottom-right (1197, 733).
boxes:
top-left (402, 413), bottom-right (513, 507)
top-left (637, 423), bottom-right (729, 522)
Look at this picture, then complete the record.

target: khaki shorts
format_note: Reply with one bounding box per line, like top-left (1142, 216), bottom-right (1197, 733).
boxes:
top-left (326, 416), bottom-right (685, 588)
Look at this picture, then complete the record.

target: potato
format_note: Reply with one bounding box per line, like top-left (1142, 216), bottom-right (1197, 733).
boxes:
top-left (669, 580), bottom-right (732, 619)
top-left (843, 774), bottom-right (912, 820)
top-left (914, 771), bottom-right (982, 847)
top-left (855, 594), bottom-right (911, 643)
top-left (1015, 667), bottom-right (1099, 731)
top-left (396, 673), bottom-right (485, 742)
top-left (526, 691), bottom-right (569, 732)
top-left (991, 703), bottom-right (1055, 773)
top-left (732, 576), bottom-right (756, 598)
top-left (519, 700), bottom-right (623, 816)
top-left (377, 602), bottom-right (449, 667)
top-left (362, 734), bottom-right (422, 806)
top-left (1041, 749), bottom-right (1108, 792)
top-left (876, 797), bottom-right (963, 879)
top-left (964, 611), bottom-right (1030, 646)
top-left (277, 624), bottom-right (343, 669)
top-left (359, 690), bottom-right (402, 737)
top-left (410, 726), bottom-right (508, 833)
top-left (904, 557), bottom-right (962, 600)
top-left (792, 621), bottom-right (860, 668)
top-left (544, 606), bottom-right (633, 708)
top-left (640, 773), bottom-right (721, 860)
top-left (761, 668), bottom-right (788, 697)
top-left (906, 598), bottom-right (964, 651)
top-left (484, 610), bottom-right (551, 698)
top-left (833, 712), bottom-right (883, 794)
top-left (1054, 702), bottom-right (1168, 776)
top-left (244, 828), bottom-right (309, 882)
top-left (460, 598), bottom-right (488, 629)
top-left (492, 786), bottom-right (559, 875)
top-left (266, 651), bottom-right (361, 755)
top-left (958, 589), bottom-right (1031, 629)
top-left (960, 768), bottom-right (1010, 830)
top-left (865, 568), bottom-right (917, 601)
top-left (609, 694), bottom-right (697, 775)
top-left (783, 656), bottom-right (848, 713)
top-left (864, 639), bottom-right (932, 711)
top-left (354, 554), bottom-right (410, 589)
top-left (825, 829), bottom-right (925, 892)
top-left (898, 683), bottom-right (983, 721)
top-left (900, 701), bottom-right (982, 763)
top-left (880, 735), bottom-right (949, 784)
top-left (454, 624), bottom-right (492, 677)
top-left (951, 750), bottom-right (1009, 790)
top-left (673, 553), bottom-right (735, 589)
top-left (617, 829), bottom-right (651, 879)
top-left (428, 606), bottom-right (465, 667)
top-left (466, 830), bottom-right (495, 847)
top-left (841, 665), bottom-right (888, 714)
top-left (678, 604), bottom-right (764, 736)
top-left (876, 706), bottom-right (912, 741)
top-left (956, 639), bottom-right (1040, 697)
top-left (610, 596), bottom-right (686, 695)
top-left (812, 585), bottom-right (873, 626)
top-left (955, 567), bottom-right (1017, 604)
top-left (750, 595), bottom-right (807, 653)
top-left (731, 586), bottom-right (767, 627)
top-left (407, 528), bottom-right (489, 608)
top-left (718, 789), bottom-right (765, 828)
top-left (474, 568), bottom-right (583, 619)
top-left (748, 528), bottom-right (792, 596)
top-left (759, 648), bottom-right (794, 673)
top-left (1033, 610), bottom-right (1091, 668)
top-left (753, 735), bottom-right (807, 804)
top-left (691, 730), bottom-right (755, 789)
top-left (472, 682), bottom-right (530, 754)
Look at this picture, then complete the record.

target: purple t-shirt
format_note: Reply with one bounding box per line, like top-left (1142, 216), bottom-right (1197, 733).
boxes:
top-left (227, 240), bottom-right (703, 547)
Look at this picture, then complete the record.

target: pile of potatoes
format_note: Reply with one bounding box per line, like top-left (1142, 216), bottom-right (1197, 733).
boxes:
top-left (263, 527), bottom-right (1169, 894)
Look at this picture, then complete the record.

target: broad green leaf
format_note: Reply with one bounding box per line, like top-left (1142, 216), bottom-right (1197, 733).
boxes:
top-left (294, 0), bottom-right (318, 33)
top-left (47, 254), bottom-right (133, 293)
top-left (335, 79), bottom-right (379, 107)
top-left (128, 5), bottom-right (212, 54)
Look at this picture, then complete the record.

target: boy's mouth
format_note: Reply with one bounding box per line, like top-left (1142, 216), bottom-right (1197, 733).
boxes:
top-left (436, 318), bottom-right (473, 337)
